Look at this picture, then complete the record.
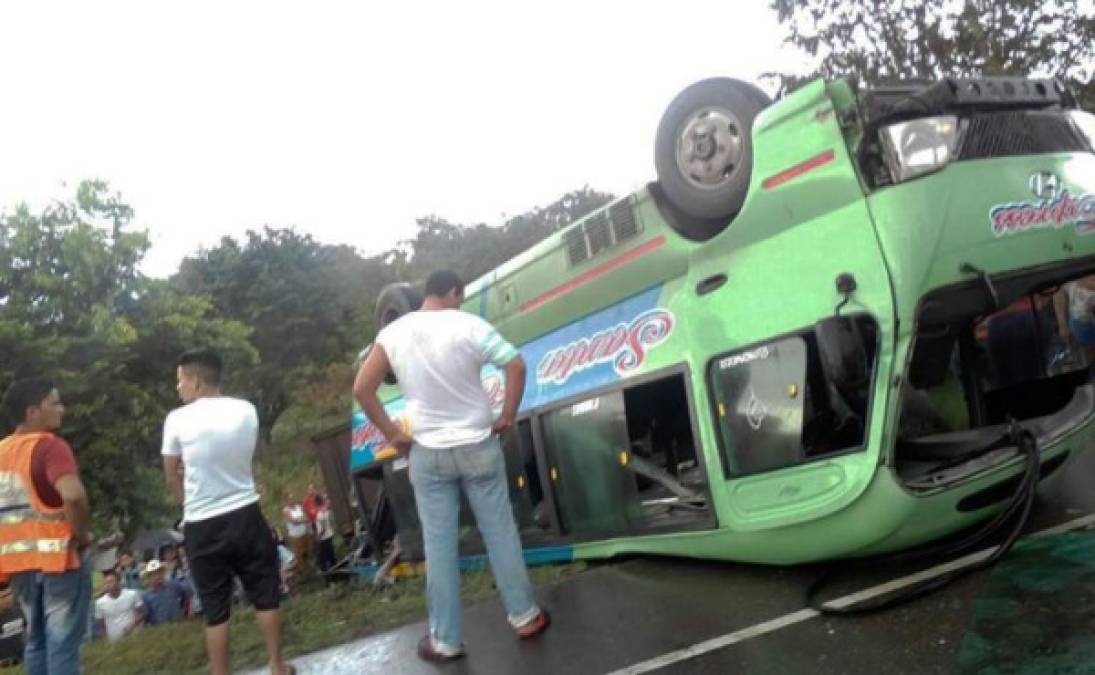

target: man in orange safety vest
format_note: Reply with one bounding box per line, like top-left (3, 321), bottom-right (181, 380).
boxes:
top-left (0, 378), bottom-right (93, 675)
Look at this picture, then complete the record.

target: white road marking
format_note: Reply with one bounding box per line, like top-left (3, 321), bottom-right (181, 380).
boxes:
top-left (607, 512), bottom-right (1095, 674)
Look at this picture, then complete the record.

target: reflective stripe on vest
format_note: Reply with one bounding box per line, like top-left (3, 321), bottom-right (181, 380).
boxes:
top-left (0, 508), bottom-right (67, 525)
top-left (0, 538), bottom-right (70, 555)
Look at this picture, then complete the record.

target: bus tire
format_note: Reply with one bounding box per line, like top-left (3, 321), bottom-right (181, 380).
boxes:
top-left (654, 78), bottom-right (770, 223)
top-left (373, 283), bottom-right (423, 384)
top-left (374, 283), bottom-right (423, 331)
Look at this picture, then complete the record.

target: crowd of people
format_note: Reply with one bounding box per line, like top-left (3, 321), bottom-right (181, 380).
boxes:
top-left (279, 485), bottom-right (338, 584)
top-left (0, 350), bottom-right (296, 675)
top-left (93, 546), bottom-right (193, 642)
top-left (91, 507), bottom-right (338, 647)
top-left (0, 268), bottom-right (552, 673)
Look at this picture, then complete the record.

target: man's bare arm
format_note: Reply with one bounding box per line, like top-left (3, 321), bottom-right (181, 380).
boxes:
top-left (163, 455), bottom-right (183, 506)
top-left (54, 474), bottom-right (91, 549)
top-left (492, 356), bottom-right (526, 436)
top-left (352, 344), bottom-right (414, 452)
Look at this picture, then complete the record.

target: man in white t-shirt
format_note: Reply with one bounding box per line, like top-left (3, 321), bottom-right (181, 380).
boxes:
top-left (94, 570), bottom-right (143, 642)
top-left (353, 270), bottom-right (550, 663)
top-left (161, 350), bottom-right (293, 675)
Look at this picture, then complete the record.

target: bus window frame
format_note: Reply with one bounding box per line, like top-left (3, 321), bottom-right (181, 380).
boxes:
top-left (706, 313), bottom-right (882, 481)
top-left (522, 363), bottom-right (719, 545)
top-left (507, 414), bottom-right (565, 541)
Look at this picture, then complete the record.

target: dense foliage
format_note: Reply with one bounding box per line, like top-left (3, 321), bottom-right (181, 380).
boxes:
top-left (769, 0), bottom-right (1094, 107)
top-left (0, 181), bottom-right (611, 533)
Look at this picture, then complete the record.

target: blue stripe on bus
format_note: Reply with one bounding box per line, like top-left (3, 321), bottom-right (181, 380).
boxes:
top-left (458, 546), bottom-right (575, 570)
top-left (352, 546), bottom-right (575, 580)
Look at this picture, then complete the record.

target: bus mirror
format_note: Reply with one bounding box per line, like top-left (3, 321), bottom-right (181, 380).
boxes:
top-left (815, 316), bottom-right (869, 389)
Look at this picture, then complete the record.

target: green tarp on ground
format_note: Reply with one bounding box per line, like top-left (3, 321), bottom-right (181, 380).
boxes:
top-left (959, 532), bottom-right (1095, 674)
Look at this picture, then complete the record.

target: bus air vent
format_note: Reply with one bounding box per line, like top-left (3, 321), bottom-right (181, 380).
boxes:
top-left (610, 201), bottom-right (640, 242)
top-left (564, 228), bottom-right (589, 266)
top-left (585, 213), bottom-right (613, 256)
top-left (960, 111), bottom-right (1088, 160)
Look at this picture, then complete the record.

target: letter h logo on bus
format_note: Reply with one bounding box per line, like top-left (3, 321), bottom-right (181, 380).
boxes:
top-left (990, 171), bottom-right (1095, 237)
top-left (536, 309), bottom-right (675, 386)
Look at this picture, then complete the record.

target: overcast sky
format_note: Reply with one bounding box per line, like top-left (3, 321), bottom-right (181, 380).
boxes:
top-left (0, 1), bottom-right (812, 277)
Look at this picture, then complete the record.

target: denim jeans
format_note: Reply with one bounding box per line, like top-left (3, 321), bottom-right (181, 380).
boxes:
top-left (409, 436), bottom-right (539, 649)
top-left (10, 556), bottom-right (93, 675)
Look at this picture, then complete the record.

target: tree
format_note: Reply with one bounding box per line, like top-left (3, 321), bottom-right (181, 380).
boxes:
top-left (173, 228), bottom-right (378, 442)
top-left (769, 0), bottom-right (1094, 107)
top-left (0, 181), bottom-right (255, 534)
top-left (392, 186), bottom-right (616, 283)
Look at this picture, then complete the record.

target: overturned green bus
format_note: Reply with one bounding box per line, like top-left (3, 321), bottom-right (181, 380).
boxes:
top-left (350, 76), bottom-right (1095, 567)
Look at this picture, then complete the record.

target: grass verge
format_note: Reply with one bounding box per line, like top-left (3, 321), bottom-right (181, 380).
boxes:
top-left (0, 562), bottom-right (585, 674)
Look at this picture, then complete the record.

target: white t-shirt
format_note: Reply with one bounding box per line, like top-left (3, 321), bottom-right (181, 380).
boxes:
top-left (161, 397), bottom-right (261, 522)
top-left (95, 589), bottom-right (143, 642)
top-left (284, 505), bottom-right (308, 538)
top-left (376, 309), bottom-right (519, 448)
top-left (315, 507), bottom-right (334, 541)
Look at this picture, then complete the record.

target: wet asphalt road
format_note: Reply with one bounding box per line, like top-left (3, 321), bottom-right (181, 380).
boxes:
top-left (251, 447), bottom-right (1095, 675)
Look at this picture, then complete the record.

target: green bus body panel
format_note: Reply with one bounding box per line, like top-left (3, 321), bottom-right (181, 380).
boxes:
top-left (870, 152), bottom-right (1095, 327)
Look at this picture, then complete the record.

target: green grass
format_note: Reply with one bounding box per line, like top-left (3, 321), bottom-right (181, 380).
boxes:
top-left (0, 424), bottom-right (587, 673)
top-left (0, 562), bottom-right (585, 674)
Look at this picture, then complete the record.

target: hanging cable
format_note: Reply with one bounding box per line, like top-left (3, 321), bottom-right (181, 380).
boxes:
top-left (807, 422), bottom-right (1040, 615)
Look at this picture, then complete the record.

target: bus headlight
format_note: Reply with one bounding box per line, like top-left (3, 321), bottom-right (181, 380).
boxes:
top-left (1070, 110), bottom-right (1095, 149)
top-left (879, 116), bottom-right (959, 183)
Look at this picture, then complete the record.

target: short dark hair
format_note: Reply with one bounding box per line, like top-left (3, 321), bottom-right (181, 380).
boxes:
top-left (1, 377), bottom-right (56, 427)
top-left (158, 544), bottom-right (176, 557)
top-left (177, 349), bottom-right (223, 386)
top-left (424, 270), bottom-right (464, 299)
top-left (102, 569), bottom-right (119, 580)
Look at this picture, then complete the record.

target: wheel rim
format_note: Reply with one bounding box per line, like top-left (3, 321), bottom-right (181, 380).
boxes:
top-left (675, 106), bottom-right (745, 191)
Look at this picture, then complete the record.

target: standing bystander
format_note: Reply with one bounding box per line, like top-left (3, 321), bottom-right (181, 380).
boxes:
top-left (353, 270), bottom-right (550, 663)
top-left (0, 378), bottom-right (94, 675)
top-left (114, 550), bottom-right (143, 591)
top-left (161, 350), bottom-right (294, 675)
top-left (313, 495), bottom-right (337, 574)
top-left (282, 496), bottom-right (311, 573)
top-left (302, 484), bottom-right (319, 531)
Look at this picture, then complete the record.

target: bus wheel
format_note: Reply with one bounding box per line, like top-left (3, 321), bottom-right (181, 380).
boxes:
top-left (655, 78), bottom-right (770, 223)
top-left (374, 283), bottom-right (423, 331)
top-left (372, 283), bottom-right (423, 384)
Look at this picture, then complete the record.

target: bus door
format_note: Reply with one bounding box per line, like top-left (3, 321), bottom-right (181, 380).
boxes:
top-left (499, 418), bottom-right (560, 544)
top-left (538, 391), bottom-right (643, 537)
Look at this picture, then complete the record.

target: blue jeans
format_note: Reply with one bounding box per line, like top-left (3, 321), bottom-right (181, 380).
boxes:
top-left (10, 557), bottom-right (92, 675)
top-left (409, 436), bottom-right (539, 649)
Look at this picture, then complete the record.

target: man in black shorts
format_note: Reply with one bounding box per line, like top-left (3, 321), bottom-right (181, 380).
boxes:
top-left (162, 350), bottom-right (293, 675)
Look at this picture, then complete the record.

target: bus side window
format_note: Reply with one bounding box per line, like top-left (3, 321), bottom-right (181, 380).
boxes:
top-left (710, 316), bottom-right (877, 477)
